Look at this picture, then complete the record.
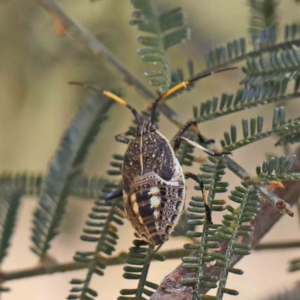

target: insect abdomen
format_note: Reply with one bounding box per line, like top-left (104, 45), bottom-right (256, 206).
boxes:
top-left (125, 172), bottom-right (185, 245)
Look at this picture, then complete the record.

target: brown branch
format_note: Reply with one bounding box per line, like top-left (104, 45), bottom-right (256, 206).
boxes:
top-left (35, 0), bottom-right (154, 99)
top-left (254, 240), bottom-right (300, 251)
top-left (0, 249), bottom-right (189, 282)
top-left (34, 0), bottom-right (184, 127)
top-left (150, 146), bottom-right (300, 300)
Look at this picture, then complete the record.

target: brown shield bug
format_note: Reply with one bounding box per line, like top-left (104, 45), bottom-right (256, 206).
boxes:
top-left (70, 67), bottom-right (236, 251)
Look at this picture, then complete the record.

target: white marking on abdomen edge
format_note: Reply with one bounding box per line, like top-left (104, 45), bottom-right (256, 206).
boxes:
top-left (150, 196), bottom-right (161, 208)
top-left (149, 187), bottom-right (160, 195)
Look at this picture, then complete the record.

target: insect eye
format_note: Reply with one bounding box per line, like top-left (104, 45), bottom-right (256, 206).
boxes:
top-left (150, 124), bottom-right (156, 131)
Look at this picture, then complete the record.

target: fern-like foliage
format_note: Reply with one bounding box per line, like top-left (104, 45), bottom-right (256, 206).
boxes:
top-left (193, 80), bottom-right (300, 124)
top-left (107, 154), bottom-right (124, 177)
top-left (275, 112), bottom-right (300, 145)
top-left (177, 142), bottom-right (195, 167)
top-left (220, 106), bottom-right (300, 151)
top-left (0, 172), bottom-right (43, 196)
top-left (255, 154), bottom-right (299, 182)
top-left (69, 175), bottom-right (108, 199)
top-left (131, 1), bottom-right (190, 92)
top-left (240, 46), bottom-right (300, 86)
top-left (0, 172), bottom-right (111, 199)
top-left (248, 0), bottom-right (278, 37)
top-left (202, 25), bottom-right (300, 73)
top-left (31, 94), bottom-right (113, 260)
top-left (181, 157), bottom-right (228, 298)
top-left (215, 183), bottom-right (260, 298)
top-left (67, 181), bottom-right (123, 300)
top-left (0, 187), bottom-right (22, 264)
top-left (119, 240), bottom-right (163, 300)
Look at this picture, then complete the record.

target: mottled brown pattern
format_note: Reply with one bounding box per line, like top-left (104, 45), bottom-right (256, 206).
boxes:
top-left (122, 129), bottom-right (174, 194)
top-left (124, 172), bottom-right (185, 245)
top-left (121, 121), bottom-right (186, 246)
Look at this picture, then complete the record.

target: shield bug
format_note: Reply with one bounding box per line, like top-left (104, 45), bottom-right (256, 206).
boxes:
top-left (70, 67), bottom-right (236, 251)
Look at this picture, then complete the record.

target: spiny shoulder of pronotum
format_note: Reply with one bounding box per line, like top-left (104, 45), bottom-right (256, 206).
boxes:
top-left (69, 67), bottom-right (237, 251)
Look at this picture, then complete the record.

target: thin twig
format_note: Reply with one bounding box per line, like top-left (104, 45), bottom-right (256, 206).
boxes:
top-left (254, 240), bottom-right (300, 251)
top-left (0, 248), bottom-right (189, 282)
top-left (150, 146), bottom-right (300, 300)
top-left (35, 0), bottom-right (184, 127)
top-left (224, 156), bottom-right (294, 216)
top-left (35, 0), bottom-right (154, 100)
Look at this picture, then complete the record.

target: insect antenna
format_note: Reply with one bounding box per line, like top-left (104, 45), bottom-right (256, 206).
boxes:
top-left (150, 67), bottom-right (238, 124)
top-left (69, 82), bottom-right (140, 122)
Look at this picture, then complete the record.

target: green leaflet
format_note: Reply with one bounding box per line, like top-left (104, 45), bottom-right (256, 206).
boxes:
top-left (181, 157), bottom-right (228, 299)
top-left (215, 183), bottom-right (260, 299)
top-left (220, 106), bottom-right (300, 151)
top-left (0, 172), bottom-right (43, 196)
top-left (69, 175), bottom-right (110, 199)
top-left (0, 187), bottom-right (22, 264)
top-left (31, 94), bottom-right (113, 260)
top-left (248, 0), bottom-right (278, 37)
top-left (194, 81), bottom-right (300, 124)
top-left (0, 172), bottom-right (109, 199)
top-left (67, 181), bottom-right (124, 300)
top-left (131, 1), bottom-right (190, 93)
top-left (241, 47), bottom-right (300, 86)
top-left (119, 240), bottom-right (162, 300)
top-left (200, 25), bottom-right (300, 74)
top-left (255, 154), bottom-right (299, 182)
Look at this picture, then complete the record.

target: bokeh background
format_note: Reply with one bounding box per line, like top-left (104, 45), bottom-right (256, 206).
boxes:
top-left (1, 0), bottom-right (300, 299)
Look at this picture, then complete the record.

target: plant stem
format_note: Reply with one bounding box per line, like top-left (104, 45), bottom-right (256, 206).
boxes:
top-left (35, 0), bottom-right (154, 101)
top-left (194, 38), bottom-right (300, 78)
top-left (0, 249), bottom-right (189, 282)
top-left (254, 240), bottom-right (300, 250)
top-left (35, 0), bottom-right (184, 127)
top-left (224, 156), bottom-right (294, 216)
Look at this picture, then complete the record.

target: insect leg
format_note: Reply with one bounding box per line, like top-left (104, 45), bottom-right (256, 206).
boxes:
top-left (115, 135), bottom-right (130, 144)
top-left (171, 118), bottom-right (214, 147)
top-left (154, 244), bottom-right (164, 253)
top-left (184, 172), bottom-right (212, 224)
top-left (115, 130), bottom-right (134, 144)
top-left (175, 136), bottom-right (232, 157)
top-left (105, 190), bottom-right (126, 218)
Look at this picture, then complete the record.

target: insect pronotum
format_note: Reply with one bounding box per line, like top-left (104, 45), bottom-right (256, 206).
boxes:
top-left (70, 67), bottom-right (236, 251)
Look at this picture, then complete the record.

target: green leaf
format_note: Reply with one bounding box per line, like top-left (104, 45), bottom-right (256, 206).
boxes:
top-left (215, 184), bottom-right (260, 298)
top-left (194, 81), bottom-right (300, 124)
top-left (220, 106), bottom-right (300, 151)
top-left (255, 154), bottom-right (300, 181)
top-left (31, 94), bottom-right (113, 260)
top-left (131, 1), bottom-right (189, 92)
top-left (199, 25), bottom-right (300, 73)
top-left (248, 0), bottom-right (278, 37)
top-left (0, 187), bottom-right (22, 263)
top-left (120, 240), bottom-right (158, 299)
top-left (67, 181), bottom-right (124, 300)
top-left (0, 172), bottom-right (43, 196)
top-left (181, 157), bottom-right (228, 298)
top-left (240, 47), bottom-right (300, 87)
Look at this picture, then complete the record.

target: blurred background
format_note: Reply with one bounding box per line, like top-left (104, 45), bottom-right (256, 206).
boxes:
top-left (1, 0), bottom-right (300, 299)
